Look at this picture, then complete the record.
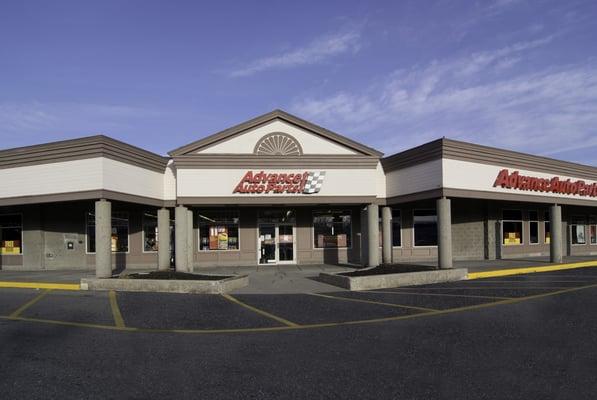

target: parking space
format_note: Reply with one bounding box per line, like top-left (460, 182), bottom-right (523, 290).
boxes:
top-left (333, 290), bottom-right (500, 310)
top-left (20, 290), bottom-right (115, 325)
top-left (1, 267), bottom-right (597, 333)
top-left (116, 292), bottom-right (281, 330)
top-left (0, 288), bottom-right (45, 316)
top-left (232, 293), bottom-right (419, 325)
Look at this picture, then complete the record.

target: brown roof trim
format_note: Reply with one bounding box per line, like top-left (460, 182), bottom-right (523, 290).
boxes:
top-left (172, 154), bottom-right (379, 169)
top-left (0, 135), bottom-right (169, 173)
top-left (381, 139), bottom-right (443, 172)
top-left (168, 109), bottom-right (384, 157)
top-left (0, 189), bottom-right (171, 207)
top-left (382, 138), bottom-right (597, 180)
top-left (441, 138), bottom-right (597, 181)
top-left (177, 195), bottom-right (381, 205)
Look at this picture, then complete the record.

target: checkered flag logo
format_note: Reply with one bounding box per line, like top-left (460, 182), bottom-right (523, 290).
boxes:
top-left (303, 171), bottom-right (326, 194)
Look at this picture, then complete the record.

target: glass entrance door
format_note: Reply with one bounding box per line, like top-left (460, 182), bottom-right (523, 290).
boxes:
top-left (258, 223), bottom-right (296, 264)
top-left (278, 224), bottom-right (294, 263)
top-left (258, 224), bottom-right (276, 264)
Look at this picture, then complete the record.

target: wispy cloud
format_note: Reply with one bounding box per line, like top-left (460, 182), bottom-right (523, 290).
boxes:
top-left (290, 37), bottom-right (597, 164)
top-left (0, 101), bottom-right (165, 148)
top-left (229, 29), bottom-right (362, 77)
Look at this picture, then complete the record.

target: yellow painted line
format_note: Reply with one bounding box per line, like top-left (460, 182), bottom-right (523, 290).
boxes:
top-left (108, 290), bottom-right (125, 328)
top-left (221, 293), bottom-right (300, 327)
top-left (467, 260), bottom-right (597, 280)
top-left (475, 280), bottom-right (596, 283)
top-left (366, 290), bottom-right (514, 300)
top-left (2, 282), bottom-right (597, 335)
top-left (0, 281), bottom-right (80, 291)
top-left (394, 286), bottom-right (570, 290)
top-left (307, 292), bottom-right (439, 312)
top-left (8, 289), bottom-right (51, 318)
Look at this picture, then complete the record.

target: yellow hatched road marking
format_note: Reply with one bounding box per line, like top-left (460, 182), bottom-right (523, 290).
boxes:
top-left (221, 293), bottom-right (300, 327)
top-left (108, 290), bottom-right (125, 328)
top-left (366, 290), bottom-right (513, 300)
top-left (307, 292), bottom-right (439, 312)
top-left (9, 289), bottom-right (51, 318)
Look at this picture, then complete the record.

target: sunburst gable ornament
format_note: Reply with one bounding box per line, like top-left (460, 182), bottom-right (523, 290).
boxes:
top-left (254, 133), bottom-right (303, 156)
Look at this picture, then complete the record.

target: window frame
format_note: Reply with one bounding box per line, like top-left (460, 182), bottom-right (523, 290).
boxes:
top-left (589, 216), bottom-right (597, 246)
top-left (0, 213), bottom-right (24, 256)
top-left (502, 209), bottom-right (524, 246)
top-left (312, 209), bottom-right (353, 250)
top-left (544, 211), bottom-right (551, 244)
top-left (85, 211), bottom-right (130, 254)
top-left (197, 209), bottom-right (241, 252)
top-left (528, 210), bottom-right (539, 245)
top-left (412, 209), bottom-right (438, 248)
top-left (142, 212), bottom-right (159, 254)
top-left (570, 216), bottom-right (587, 246)
top-left (392, 209), bottom-right (402, 248)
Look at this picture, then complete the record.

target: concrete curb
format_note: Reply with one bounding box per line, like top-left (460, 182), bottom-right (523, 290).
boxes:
top-left (467, 260), bottom-right (597, 279)
top-left (319, 268), bottom-right (468, 291)
top-left (80, 274), bottom-right (249, 294)
top-left (0, 281), bottom-right (81, 291)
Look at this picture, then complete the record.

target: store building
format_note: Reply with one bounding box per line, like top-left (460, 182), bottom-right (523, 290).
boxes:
top-left (1, 109), bottom-right (596, 277)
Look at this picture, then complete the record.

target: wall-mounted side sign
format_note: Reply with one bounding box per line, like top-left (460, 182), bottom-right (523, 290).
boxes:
top-left (233, 171), bottom-right (326, 195)
top-left (493, 169), bottom-right (597, 197)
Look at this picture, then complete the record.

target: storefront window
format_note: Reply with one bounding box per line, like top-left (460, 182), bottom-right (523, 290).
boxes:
top-left (143, 213), bottom-right (158, 252)
top-left (502, 210), bottom-right (523, 245)
top-left (392, 209), bottom-right (401, 247)
top-left (571, 216), bottom-right (586, 245)
top-left (544, 211), bottom-right (551, 244)
top-left (0, 214), bottom-right (22, 255)
top-left (529, 210), bottom-right (539, 244)
top-left (313, 210), bottom-right (352, 248)
top-left (198, 210), bottom-right (239, 251)
top-left (413, 209), bottom-right (437, 247)
top-left (590, 216), bottom-right (597, 245)
top-left (86, 212), bottom-right (129, 253)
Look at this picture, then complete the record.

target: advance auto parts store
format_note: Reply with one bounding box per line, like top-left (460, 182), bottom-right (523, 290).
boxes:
top-left (1, 109), bottom-right (597, 278)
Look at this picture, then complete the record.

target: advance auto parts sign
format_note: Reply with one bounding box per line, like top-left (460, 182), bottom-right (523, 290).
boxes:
top-left (233, 171), bottom-right (326, 195)
top-left (493, 169), bottom-right (597, 197)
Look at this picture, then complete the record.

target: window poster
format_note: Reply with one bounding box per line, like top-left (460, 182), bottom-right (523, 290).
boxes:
top-left (210, 226), bottom-right (228, 250)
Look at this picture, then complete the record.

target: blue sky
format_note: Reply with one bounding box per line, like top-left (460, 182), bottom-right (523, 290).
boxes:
top-left (1, 0), bottom-right (596, 164)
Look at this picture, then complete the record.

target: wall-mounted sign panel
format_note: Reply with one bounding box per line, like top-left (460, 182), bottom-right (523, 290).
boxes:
top-left (493, 169), bottom-right (597, 198)
top-left (177, 168), bottom-right (378, 198)
top-left (442, 159), bottom-right (597, 202)
top-left (233, 171), bottom-right (325, 195)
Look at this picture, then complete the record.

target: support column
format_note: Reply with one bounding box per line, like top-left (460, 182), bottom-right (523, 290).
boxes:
top-left (367, 204), bottom-right (380, 268)
top-left (437, 197), bottom-right (453, 269)
top-left (175, 205), bottom-right (189, 272)
top-left (187, 209), bottom-right (194, 272)
top-left (157, 208), bottom-right (170, 271)
top-left (95, 199), bottom-right (112, 278)
top-left (381, 206), bottom-right (392, 265)
top-left (550, 204), bottom-right (562, 263)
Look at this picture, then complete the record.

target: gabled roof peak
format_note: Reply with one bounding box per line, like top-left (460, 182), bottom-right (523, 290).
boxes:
top-left (168, 109), bottom-right (383, 157)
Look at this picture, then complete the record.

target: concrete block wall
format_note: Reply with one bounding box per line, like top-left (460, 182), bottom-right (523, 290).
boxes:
top-left (451, 199), bottom-right (485, 260)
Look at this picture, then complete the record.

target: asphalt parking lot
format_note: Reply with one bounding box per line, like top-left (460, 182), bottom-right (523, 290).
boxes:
top-left (1, 267), bottom-right (597, 399)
